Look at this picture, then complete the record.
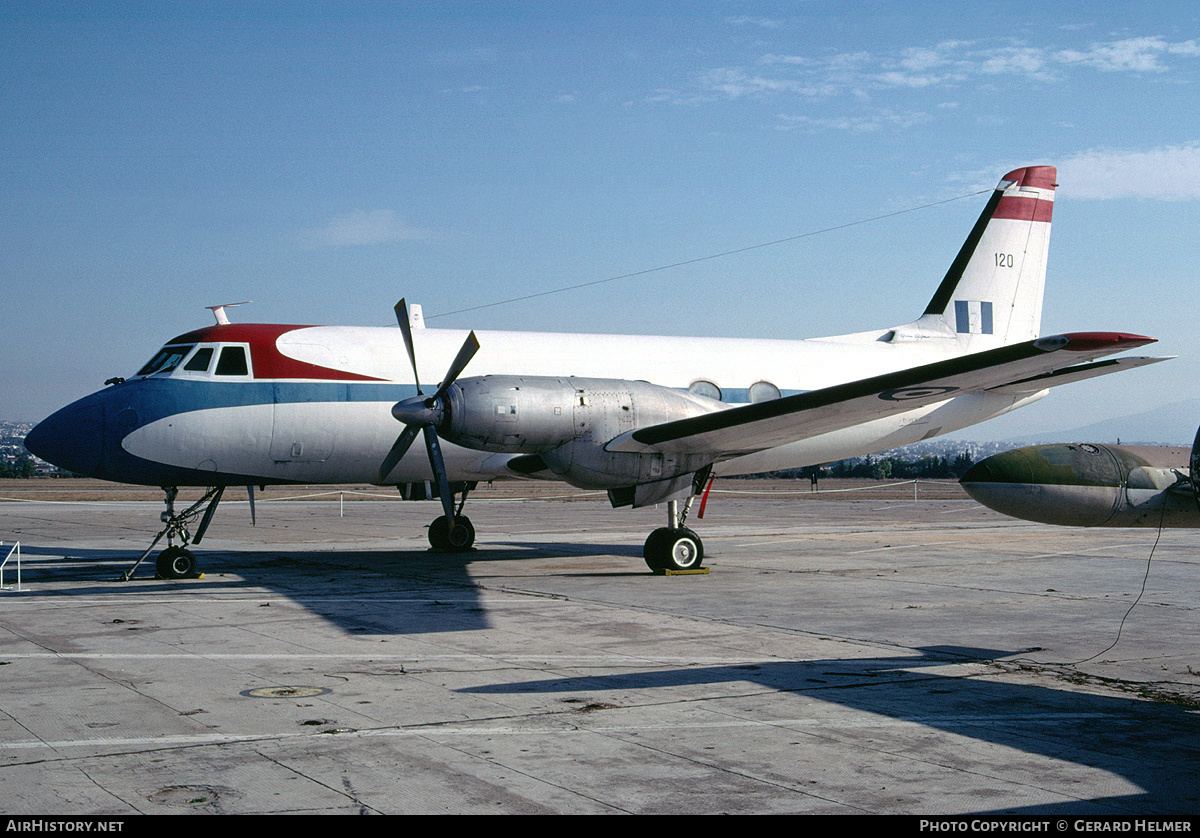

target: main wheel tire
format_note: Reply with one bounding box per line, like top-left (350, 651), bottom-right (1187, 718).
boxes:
top-left (429, 515), bottom-right (475, 551)
top-left (644, 527), bottom-right (704, 573)
top-left (643, 528), bottom-right (672, 572)
top-left (156, 546), bottom-right (197, 579)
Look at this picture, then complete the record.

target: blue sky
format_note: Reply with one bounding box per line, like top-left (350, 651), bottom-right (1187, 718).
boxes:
top-left (4, 1), bottom-right (1200, 443)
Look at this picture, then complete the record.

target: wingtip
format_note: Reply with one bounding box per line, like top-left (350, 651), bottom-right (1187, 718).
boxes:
top-left (1060, 332), bottom-right (1157, 351)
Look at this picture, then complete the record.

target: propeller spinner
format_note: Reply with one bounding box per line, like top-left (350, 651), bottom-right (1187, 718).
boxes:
top-left (379, 299), bottom-right (480, 548)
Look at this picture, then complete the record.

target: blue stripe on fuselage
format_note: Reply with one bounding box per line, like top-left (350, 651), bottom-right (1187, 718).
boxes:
top-left (108, 378), bottom-right (420, 429)
top-left (111, 377), bottom-right (807, 429)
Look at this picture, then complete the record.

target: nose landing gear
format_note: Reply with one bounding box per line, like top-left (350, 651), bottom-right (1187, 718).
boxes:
top-left (120, 486), bottom-right (224, 581)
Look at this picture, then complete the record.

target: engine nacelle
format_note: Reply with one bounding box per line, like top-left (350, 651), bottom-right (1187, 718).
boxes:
top-left (440, 375), bottom-right (724, 494)
top-left (960, 442), bottom-right (1200, 527)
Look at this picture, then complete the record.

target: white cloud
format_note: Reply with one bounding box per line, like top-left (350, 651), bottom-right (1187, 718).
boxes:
top-left (297, 210), bottom-right (431, 249)
top-left (1059, 145), bottom-right (1200, 200)
top-left (701, 35), bottom-right (1200, 102)
top-left (899, 47), bottom-right (949, 73)
top-left (703, 67), bottom-right (834, 98)
top-left (1055, 36), bottom-right (1181, 72)
top-left (873, 70), bottom-right (949, 88)
top-left (1168, 40), bottom-right (1200, 57)
top-left (979, 47), bottom-right (1055, 80)
top-left (778, 109), bottom-right (931, 133)
top-left (726, 16), bottom-right (782, 29)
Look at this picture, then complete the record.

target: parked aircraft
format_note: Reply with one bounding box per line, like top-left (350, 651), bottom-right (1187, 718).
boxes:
top-left (25, 166), bottom-right (1167, 577)
top-left (960, 429), bottom-right (1200, 527)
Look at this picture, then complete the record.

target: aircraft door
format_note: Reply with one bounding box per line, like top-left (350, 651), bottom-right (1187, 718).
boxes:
top-left (269, 384), bottom-right (339, 463)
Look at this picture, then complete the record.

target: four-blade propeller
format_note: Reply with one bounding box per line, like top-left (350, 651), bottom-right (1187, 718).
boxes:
top-left (378, 299), bottom-right (480, 544)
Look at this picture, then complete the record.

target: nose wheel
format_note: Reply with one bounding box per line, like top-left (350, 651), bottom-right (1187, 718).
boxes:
top-left (155, 545), bottom-right (199, 579)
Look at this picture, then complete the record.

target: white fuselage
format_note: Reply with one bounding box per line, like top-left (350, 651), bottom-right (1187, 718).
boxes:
top-left (114, 322), bottom-right (1044, 486)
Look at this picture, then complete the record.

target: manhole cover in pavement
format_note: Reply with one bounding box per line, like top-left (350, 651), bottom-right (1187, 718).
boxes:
top-left (241, 685), bottom-right (330, 698)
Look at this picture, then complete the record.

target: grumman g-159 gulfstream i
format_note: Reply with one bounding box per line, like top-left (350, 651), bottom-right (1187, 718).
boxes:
top-left (25, 166), bottom-right (1168, 578)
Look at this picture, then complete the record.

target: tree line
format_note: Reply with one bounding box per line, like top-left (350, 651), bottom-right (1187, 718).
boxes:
top-left (739, 451), bottom-right (976, 481)
top-left (1, 455), bottom-right (36, 478)
top-left (826, 452), bottom-right (975, 480)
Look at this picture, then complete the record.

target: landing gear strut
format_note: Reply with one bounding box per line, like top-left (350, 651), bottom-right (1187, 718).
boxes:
top-left (120, 486), bottom-right (224, 581)
top-left (644, 497), bottom-right (704, 573)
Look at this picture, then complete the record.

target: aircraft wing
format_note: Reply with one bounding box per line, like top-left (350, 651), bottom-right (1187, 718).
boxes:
top-left (605, 332), bottom-right (1162, 456)
top-left (983, 355), bottom-right (1169, 394)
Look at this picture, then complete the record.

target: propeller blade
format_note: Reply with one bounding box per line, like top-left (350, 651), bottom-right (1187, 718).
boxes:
top-left (384, 300), bottom-right (480, 526)
top-left (394, 299), bottom-right (423, 396)
top-left (379, 423), bottom-right (422, 483)
top-left (424, 425), bottom-right (456, 525)
top-left (432, 331), bottom-right (480, 403)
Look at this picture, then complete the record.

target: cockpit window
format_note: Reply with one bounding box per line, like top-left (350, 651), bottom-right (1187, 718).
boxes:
top-left (136, 345), bottom-right (194, 377)
top-left (215, 345), bottom-right (249, 376)
top-left (183, 347), bottom-right (214, 372)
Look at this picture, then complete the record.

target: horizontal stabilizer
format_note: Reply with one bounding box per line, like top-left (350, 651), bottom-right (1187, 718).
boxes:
top-left (985, 356), bottom-right (1170, 394)
top-left (605, 332), bottom-right (1159, 456)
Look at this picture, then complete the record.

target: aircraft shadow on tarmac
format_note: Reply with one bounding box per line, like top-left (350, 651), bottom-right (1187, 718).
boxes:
top-left (9, 540), bottom-right (646, 634)
top-left (459, 644), bottom-right (1200, 815)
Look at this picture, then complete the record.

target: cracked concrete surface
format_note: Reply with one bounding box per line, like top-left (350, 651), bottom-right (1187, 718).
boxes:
top-left (2, 480), bottom-right (1198, 814)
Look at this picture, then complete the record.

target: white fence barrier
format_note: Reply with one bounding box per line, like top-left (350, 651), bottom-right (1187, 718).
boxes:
top-left (1, 541), bottom-right (22, 592)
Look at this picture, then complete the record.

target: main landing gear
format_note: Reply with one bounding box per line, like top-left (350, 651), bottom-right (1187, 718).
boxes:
top-left (398, 480), bottom-right (477, 552)
top-left (643, 497), bottom-right (704, 574)
top-left (427, 484), bottom-right (476, 552)
top-left (120, 486), bottom-right (225, 581)
top-left (429, 514), bottom-right (475, 551)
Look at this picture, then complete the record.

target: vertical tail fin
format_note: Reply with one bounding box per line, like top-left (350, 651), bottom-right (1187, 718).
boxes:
top-left (911, 166), bottom-right (1056, 349)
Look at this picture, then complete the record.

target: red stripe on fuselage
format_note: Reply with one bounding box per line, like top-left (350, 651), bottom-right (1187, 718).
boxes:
top-left (165, 323), bottom-right (385, 381)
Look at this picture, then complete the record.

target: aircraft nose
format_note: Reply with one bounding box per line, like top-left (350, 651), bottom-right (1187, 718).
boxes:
top-left (25, 394), bottom-right (105, 477)
top-left (960, 450), bottom-right (1031, 486)
top-left (959, 449), bottom-right (1040, 521)
top-left (960, 446), bottom-right (1124, 526)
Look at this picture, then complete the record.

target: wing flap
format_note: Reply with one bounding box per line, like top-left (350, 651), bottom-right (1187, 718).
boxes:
top-left (605, 333), bottom-right (1159, 456)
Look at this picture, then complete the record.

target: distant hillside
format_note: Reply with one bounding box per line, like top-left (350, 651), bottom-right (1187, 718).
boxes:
top-left (995, 397), bottom-right (1199, 447)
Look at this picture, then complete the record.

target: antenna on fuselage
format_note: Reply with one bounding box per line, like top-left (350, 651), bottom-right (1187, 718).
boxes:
top-left (205, 301), bottom-right (252, 325)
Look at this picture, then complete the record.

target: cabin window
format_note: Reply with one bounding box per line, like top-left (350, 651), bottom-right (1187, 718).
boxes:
top-left (183, 347), bottom-right (215, 372)
top-left (688, 380), bottom-right (722, 401)
top-left (215, 345), bottom-right (249, 376)
top-left (748, 381), bottom-right (781, 403)
top-left (136, 345), bottom-right (194, 377)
